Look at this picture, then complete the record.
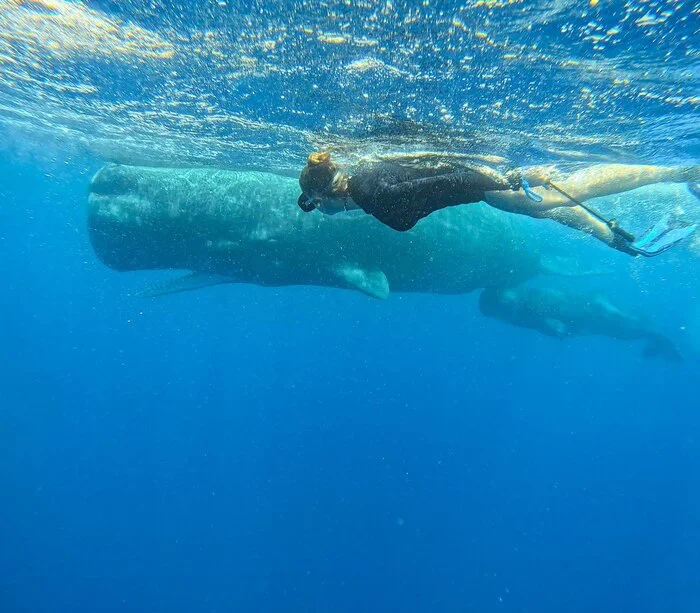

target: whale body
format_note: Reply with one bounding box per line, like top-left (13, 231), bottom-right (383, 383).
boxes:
top-left (87, 164), bottom-right (558, 299)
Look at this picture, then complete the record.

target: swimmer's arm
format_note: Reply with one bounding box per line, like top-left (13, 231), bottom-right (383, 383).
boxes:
top-left (316, 199), bottom-right (362, 215)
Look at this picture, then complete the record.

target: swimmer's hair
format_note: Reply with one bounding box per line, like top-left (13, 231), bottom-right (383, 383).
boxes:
top-left (299, 151), bottom-right (343, 197)
top-left (308, 151), bottom-right (332, 166)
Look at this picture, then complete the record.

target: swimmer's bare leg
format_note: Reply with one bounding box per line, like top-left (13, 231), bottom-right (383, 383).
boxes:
top-left (528, 206), bottom-right (638, 256)
top-left (484, 164), bottom-right (699, 256)
top-left (487, 164), bottom-right (699, 213)
top-left (543, 164), bottom-right (699, 202)
top-left (484, 189), bottom-right (635, 254)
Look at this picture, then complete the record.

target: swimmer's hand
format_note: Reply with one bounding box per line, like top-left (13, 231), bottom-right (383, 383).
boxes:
top-left (505, 169), bottom-right (546, 203)
top-left (504, 169), bottom-right (523, 191)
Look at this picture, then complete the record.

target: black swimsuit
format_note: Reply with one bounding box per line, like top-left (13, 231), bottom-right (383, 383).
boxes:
top-left (347, 162), bottom-right (515, 231)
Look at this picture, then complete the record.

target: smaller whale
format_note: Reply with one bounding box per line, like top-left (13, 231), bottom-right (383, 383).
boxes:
top-left (478, 284), bottom-right (681, 361)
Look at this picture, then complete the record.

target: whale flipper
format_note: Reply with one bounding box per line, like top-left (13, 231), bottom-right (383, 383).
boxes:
top-left (136, 272), bottom-right (233, 298)
top-left (543, 318), bottom-right (568, 338)
top-left (334, 265), bottom-right (390, 299)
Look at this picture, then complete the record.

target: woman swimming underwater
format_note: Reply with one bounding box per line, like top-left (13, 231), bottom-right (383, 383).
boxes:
top-left (297, 152), bottom-right (699, 257)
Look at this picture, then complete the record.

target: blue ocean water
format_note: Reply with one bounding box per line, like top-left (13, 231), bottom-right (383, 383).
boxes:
top-left (2, 2), bottom-right (700, 612)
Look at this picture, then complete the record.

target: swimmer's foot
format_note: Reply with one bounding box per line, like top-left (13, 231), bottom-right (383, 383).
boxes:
top-left (626, 215), bottom-right (697, 257)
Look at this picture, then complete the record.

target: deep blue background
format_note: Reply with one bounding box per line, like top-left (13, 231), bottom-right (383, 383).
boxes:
top-left (1, 153), bottom-right (699, 612)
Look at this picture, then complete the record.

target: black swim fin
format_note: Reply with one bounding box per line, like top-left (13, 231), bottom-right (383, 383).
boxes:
top-left (629, 215), bottom-right (697, 257)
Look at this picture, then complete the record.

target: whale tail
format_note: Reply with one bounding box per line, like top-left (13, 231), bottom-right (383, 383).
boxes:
top-left (642, 335), bottom-right (682, 362)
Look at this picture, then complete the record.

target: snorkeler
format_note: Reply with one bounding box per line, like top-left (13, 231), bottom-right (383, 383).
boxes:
top-left (297, 152), bottom-right (699, 257)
